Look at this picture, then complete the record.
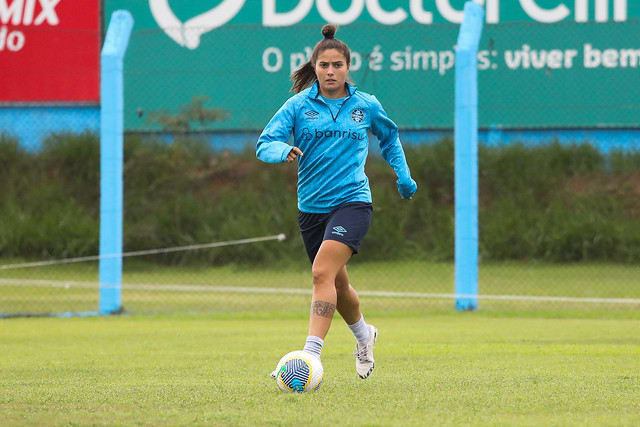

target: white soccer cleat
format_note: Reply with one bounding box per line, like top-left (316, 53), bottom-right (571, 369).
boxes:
top-left (354, 324), bottom-right (377, 379)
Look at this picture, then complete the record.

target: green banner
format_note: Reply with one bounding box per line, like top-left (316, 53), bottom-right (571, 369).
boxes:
top-left (105, 1), bottom-right (640, 131)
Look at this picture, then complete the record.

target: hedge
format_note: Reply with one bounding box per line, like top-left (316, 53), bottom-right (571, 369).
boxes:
top-left (1, 132), bottom-right (639, 264)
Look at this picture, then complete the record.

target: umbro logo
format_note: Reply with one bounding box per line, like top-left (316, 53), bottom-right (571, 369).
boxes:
top-left (332, 226), bottom-right (347, 236)
top-left (304, 110), bottom-right (320, 120)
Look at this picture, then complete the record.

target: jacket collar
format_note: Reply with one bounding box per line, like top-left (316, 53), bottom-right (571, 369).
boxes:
top-left (308, 80), bottom-right (357, 99)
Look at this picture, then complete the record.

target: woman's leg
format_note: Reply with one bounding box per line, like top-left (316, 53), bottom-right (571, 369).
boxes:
top-left (334, 262), bottom-right (377, 379)
top-left (308, 240), bottom-right (353, 339)
top-left (334, 265), bottom-right (361, 325)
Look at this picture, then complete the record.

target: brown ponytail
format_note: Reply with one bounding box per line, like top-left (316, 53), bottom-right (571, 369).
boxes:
top-left (290, 62), bottom-right (316, 94)
top-left (290, 24), bottom-right (351, 93)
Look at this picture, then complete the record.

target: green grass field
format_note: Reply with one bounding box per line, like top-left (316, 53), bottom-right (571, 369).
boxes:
top-left (1, 260), bottom-right (639, 316)
top-left (2, 313), bottom-right (639, 425)
top-left (2, 260), bottom-right (639, 423)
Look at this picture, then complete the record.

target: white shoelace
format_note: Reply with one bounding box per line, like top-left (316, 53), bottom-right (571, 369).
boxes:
top-left (355, 345), bottom-right (371, 362)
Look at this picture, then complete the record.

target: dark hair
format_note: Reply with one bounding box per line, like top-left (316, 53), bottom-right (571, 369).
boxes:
top-left (290, 24), bottom-right (351, 93)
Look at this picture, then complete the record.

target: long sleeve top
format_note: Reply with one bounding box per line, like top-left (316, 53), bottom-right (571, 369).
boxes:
top-left (257, 81), bottom-right (412, 213)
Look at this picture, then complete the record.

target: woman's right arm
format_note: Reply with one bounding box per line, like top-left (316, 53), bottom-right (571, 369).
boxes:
top-left (256, 98), bottom-right (299, 163)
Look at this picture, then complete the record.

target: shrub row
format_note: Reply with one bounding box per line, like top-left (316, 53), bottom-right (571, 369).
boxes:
top-left (1, 132), bottom-right (639, 264)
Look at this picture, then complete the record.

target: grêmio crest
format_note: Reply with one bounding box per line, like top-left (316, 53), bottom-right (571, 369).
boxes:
top-left (351, 108), bottom-right (365, 124)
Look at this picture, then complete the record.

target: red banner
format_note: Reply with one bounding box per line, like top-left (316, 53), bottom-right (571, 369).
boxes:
top-left (0, 0), bottom-right (100, 102)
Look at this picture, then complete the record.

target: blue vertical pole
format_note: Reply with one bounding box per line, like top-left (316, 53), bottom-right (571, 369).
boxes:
top-left (99, 11), bottom-right (134, 315)
top-left (454, 1), bottom-right (484, 311)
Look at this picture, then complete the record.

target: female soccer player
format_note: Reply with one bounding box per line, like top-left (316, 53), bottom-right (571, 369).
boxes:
top-left (258, 24), bottom-right (417, 379)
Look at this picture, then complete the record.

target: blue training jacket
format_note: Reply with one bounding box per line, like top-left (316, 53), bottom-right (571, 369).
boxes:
top-left (256, 81), bottom-right (412, 213)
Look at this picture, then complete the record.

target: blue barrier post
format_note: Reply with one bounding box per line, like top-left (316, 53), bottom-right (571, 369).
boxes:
top-left (454, 1), bottom-right (484, 311)
top-left (99, 11), bottom-right (133, 315)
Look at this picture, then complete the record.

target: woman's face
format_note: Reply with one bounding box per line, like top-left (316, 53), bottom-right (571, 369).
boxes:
top-left (315, 48), bottom-right (349, 98)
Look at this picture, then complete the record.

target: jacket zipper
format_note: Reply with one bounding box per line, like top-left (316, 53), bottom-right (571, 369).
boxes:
top-left (315, 91), bottom-right (356, 122)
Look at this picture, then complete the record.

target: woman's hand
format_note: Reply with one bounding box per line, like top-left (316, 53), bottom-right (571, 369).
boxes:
top-left (397, 178), bottom-right (417, 200)
top-left (286, 147), bottom-right (303, 163)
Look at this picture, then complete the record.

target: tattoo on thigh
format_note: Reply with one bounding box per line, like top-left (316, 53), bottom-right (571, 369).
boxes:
top-left (311, 301), bottom-right (336, 318)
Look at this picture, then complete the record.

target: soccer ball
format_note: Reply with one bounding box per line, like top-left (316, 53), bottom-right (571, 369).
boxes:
top-left (273, 350), bottom-right (324, 393)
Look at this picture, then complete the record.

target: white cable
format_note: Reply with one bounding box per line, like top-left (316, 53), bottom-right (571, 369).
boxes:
top-left (1, 278), bottom-right (638, 305)
top-left (0, 234), bottom-right (286, 270)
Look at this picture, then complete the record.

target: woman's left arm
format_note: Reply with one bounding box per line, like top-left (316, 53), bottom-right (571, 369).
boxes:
top-left (370, 97), bottom-right (418, 200)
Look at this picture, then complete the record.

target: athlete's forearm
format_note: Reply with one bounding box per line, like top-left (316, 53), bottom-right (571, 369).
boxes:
top-left (381, 138), bottom-right (412, 181)
top-left (381, 138), bottom-right (417, 199)
top-left (256, 140), bottom-right (292, 163)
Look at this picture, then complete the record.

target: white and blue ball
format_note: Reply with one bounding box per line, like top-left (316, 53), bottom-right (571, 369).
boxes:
top-left (275, 351), bottom-right (324, 393)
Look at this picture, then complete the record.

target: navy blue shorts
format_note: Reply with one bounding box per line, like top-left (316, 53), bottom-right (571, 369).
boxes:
top-left (298, 202), bottom-right (373, 263)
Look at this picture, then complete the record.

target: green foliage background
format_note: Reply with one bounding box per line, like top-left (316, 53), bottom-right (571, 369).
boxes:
top-left (1, 133), bottom-right (639, 264)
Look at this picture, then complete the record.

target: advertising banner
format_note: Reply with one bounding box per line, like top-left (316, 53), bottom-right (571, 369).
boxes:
top-left (104, 0), bottom-right (640, 131)
top-left (0, 0), bottom-right (101, 103)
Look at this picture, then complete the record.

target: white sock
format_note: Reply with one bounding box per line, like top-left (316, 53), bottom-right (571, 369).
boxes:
top-left (348, 315), bottom-right (370, 346)
top-left (303, 336), bottom-right (324, 359)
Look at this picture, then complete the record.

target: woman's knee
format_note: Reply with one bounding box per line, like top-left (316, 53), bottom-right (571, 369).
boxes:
top-left (311, 264), bottom-right (334, 287)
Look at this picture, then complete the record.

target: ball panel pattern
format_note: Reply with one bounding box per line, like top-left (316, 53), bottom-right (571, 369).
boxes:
top-left (278, 358), bottom-right (311, 392)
